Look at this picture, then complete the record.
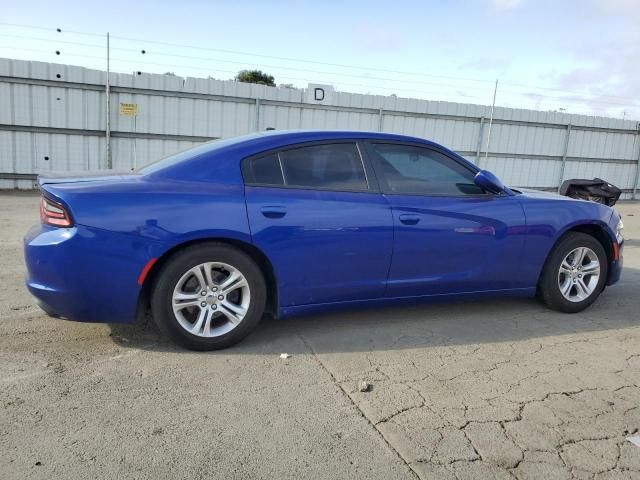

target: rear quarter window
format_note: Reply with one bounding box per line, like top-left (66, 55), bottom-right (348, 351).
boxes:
top-left (242, 153), bottom-right (284, 185)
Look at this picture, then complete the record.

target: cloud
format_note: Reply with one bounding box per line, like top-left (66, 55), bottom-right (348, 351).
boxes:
top-left (530, 0), bottom-right (640, 119)
top-left (352, 23), bottom-right (405, 51)
top-left (553, 68), bottom-right (607, 93)
top-left (551, 47), bottom-right (640, 113)
top-left (593, 0), bottom-right (640, 15)
top-left (492, 0), bottom-right (524, 11)
top-left (462, 56), bottom-right (513, 72)
top-left (456, 90), bottom-right (474, 98)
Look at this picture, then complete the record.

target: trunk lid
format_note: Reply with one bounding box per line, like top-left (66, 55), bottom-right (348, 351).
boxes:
top-left (37, 170), bottom-right (137, 186)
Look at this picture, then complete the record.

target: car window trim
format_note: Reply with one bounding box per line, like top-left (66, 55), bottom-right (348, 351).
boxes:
top-left (354, 142), bottom-right (371, 190)
top-left (241, 139), bottom-right (379, 194)
top-left (244, 183), bottom-right (383, 195)
top-left (276, 152), bottom-right (287, 184)
top-left (362, 140), bottom-right (496, 198)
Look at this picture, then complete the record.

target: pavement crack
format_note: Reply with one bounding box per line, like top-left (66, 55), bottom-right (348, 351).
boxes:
top-left (462, 427), bottom-right (483, 462)
top-left (296, 333), bottom-right (420, 480)
top-left (376, 403), bottom-right (424, 425)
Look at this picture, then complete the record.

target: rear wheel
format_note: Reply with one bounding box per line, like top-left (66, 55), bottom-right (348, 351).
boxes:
top-left (538, 232), bottom-right (608, 313)
top-left (151, 243), bottom-right (267, 350)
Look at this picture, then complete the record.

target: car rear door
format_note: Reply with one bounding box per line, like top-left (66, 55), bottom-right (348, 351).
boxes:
top-left (363, 141), bottom-right (526, 298)
top-left (243, 141), bottom-right (394, 307)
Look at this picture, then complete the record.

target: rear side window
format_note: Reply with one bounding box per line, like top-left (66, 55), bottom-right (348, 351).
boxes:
top-left (280, 143), bottom-right (367, 191)
top-left (243, 143), bottom-right (369, 192)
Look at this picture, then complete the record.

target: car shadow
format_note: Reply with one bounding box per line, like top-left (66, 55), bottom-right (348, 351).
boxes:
top-left (109, 264), bottom-right (640, 355)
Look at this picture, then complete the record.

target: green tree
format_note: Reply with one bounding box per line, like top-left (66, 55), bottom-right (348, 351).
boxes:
top-left (235, 69), bottom-right (275, 86)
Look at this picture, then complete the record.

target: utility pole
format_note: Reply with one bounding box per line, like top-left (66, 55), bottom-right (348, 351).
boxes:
top-left (105, 32), bottom-right (112, 169)
top-left (484, 79), bottom-right (498, 163)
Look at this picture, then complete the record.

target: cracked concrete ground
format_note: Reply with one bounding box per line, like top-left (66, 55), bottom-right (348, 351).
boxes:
top-left (1, 192), bottom-right (639, 480)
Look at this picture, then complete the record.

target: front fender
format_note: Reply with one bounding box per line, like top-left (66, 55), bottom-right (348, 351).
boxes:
top-left (519, 196), bottom-right (617, 286)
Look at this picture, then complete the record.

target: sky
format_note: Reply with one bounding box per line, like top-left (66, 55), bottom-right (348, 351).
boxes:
top-left (2, 0), bottom-right (639, 120)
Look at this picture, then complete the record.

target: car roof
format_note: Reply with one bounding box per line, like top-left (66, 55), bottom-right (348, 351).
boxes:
top-left (140, 129), bottom-right (465, 181)
top-left (201, 129), bottom-right (443, 155)
top-left (227, 129), bottom-right (432, 143)
top-left (211, 130), bottom-right (435, 148)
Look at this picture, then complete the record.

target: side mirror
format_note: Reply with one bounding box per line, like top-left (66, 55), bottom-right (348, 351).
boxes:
top-left (474, 170), bottom-right (505, 194)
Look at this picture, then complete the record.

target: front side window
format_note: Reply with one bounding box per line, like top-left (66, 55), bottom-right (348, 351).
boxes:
top-left (243, 143), bottom-right (368, 192)
top-left (368, 143), bottom-right (482, 195)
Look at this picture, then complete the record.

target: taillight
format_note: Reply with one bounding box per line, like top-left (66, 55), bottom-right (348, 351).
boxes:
top-left (40, 196), bottom-right (73, 227)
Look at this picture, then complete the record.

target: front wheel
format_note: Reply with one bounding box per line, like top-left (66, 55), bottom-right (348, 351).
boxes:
top-left (151, 243), bottom-right (267, 350)
top-left (538, 232), bottom-right (608, 313)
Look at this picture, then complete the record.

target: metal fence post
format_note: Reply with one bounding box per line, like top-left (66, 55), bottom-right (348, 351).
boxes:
top-left (557, 123), bottom-right (572, 192)
top-left (105, 32), bottom-right (112, 169)
top-left (633, 130), bottom-right (640, 200)
top-left (378, 108), bottom-right (384, 132)
top-left (254, 98), bottom-right (261, 131)
top-left (483, 80), bottom-right (498, 166)
top-left (475, 117), bottom-right (485, 167)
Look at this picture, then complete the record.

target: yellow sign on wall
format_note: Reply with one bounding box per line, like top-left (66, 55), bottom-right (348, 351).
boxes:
top-left (119, 103), bottom-right (138, 116)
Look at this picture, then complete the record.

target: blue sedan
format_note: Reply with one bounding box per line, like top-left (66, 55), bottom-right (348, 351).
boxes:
top-left (24, 130), bottom-right (624, 350)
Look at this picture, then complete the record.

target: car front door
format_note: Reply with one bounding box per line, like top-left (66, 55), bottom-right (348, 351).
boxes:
top-left (243, 141), bottom-right (394, 307)
top-left (363, 142), bottom-right (527, 298)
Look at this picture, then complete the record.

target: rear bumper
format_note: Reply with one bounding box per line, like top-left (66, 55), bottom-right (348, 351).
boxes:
top-left (24, 223), bottom-right (155, 323)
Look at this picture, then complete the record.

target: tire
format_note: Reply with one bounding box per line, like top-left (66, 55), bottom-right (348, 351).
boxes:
top-left (150, 243), bottom-right (267, 350)
top-left (538, 232), bottom-right (608, 313)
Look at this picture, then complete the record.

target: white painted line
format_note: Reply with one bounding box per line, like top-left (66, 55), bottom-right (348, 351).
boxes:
top-left (627, 435), bottom-right (640, 448)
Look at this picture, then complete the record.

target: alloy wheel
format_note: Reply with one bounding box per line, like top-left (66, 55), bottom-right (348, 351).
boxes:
top-left (172, 262), bottom-right (250, 337)
top-left (557, 247), bottom-right (601, 303)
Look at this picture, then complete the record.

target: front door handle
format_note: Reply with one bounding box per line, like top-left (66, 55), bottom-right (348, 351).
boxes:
top-left (399, 214), bottom-right (420, 225)
top-left (260, 206), bottom-right (287, 219)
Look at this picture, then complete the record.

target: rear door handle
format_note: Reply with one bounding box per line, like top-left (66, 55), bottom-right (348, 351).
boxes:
top-left (260, 206), bottom-right (287, 219)
top-left (399, 214), bottom-right (420, 225)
